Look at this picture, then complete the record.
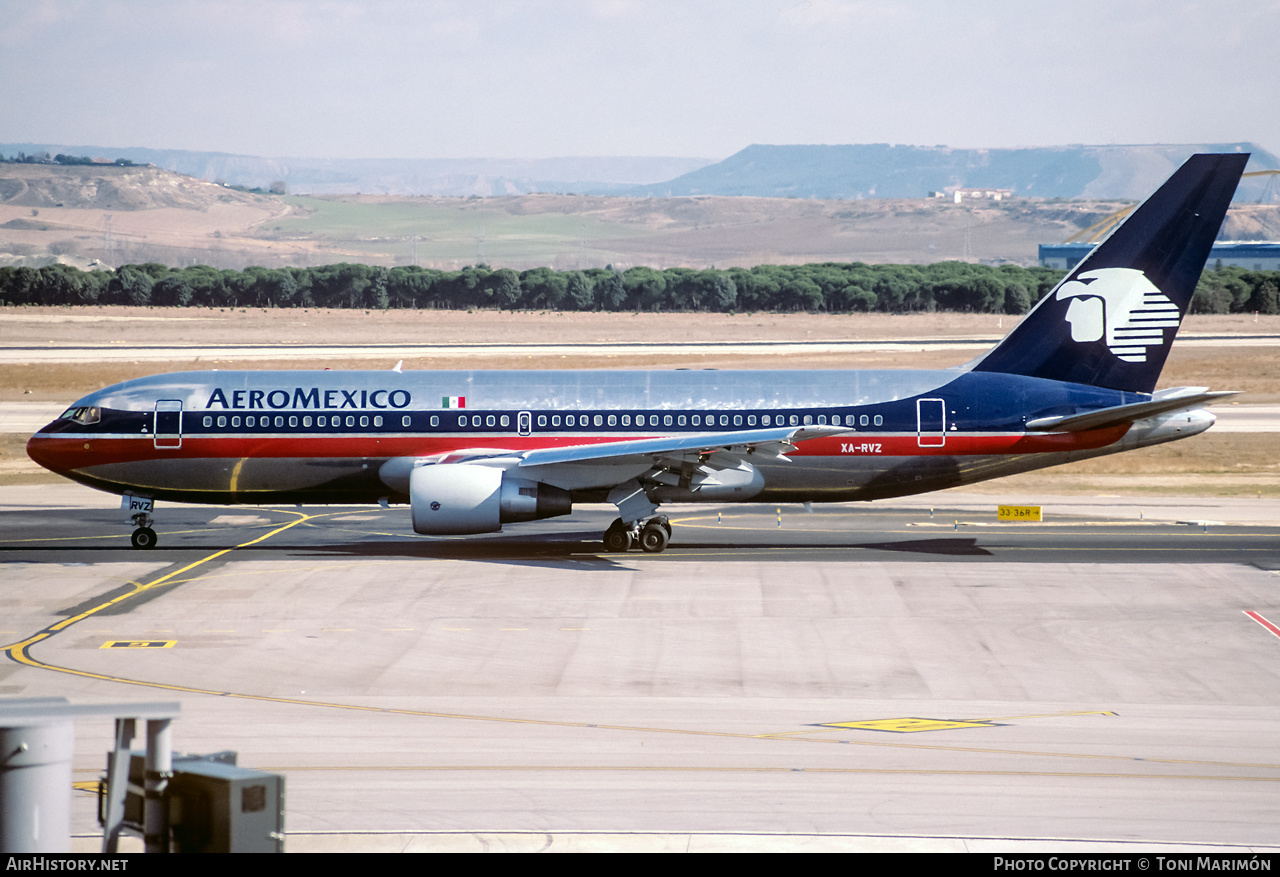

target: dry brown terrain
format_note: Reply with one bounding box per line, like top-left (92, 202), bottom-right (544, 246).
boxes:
top-left (7, 164), bottom-right (1279, 270)
top-left (3, 307), bottom-right (1278, 493)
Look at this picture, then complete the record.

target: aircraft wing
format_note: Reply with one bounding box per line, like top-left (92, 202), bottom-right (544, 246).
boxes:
top-left (1024, 389), bottom-right (1238, 433)
top-left (514, 424), bottom-right (850, 468)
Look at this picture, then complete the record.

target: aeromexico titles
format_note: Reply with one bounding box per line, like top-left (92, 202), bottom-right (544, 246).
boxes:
top-left (28, 154), bottom-right (1249, 552)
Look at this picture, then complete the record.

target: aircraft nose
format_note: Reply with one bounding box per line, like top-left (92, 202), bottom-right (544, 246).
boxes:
top-left (26, 430), bottom-right (74, 474)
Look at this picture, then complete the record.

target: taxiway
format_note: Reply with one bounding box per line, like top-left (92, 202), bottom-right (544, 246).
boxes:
top-left (3, 484), bottom-right (1280, 851)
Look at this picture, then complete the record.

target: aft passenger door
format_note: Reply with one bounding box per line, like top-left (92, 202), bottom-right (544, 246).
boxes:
top-left (916, 398), bottom-right (945, 448)
top-left (154, 400), bottom-right (183, 449)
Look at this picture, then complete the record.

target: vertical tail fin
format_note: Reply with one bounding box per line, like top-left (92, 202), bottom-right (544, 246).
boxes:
top-left (972, 153), bottom-right (1249, 393)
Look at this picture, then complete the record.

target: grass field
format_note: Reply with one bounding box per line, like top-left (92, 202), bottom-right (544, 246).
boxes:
top-left (264, 195), bottom-right (653, 266)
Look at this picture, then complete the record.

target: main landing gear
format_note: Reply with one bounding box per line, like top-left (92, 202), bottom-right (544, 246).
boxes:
top-left (603, 516), bottom-right (672, 553)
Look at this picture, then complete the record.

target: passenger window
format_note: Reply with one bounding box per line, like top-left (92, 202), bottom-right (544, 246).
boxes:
top-left (748, 415), bottom-right (757, 426)
top-left (272, 416), bottom-right (281, 428)
top-left (818, 415), bottom-right (827, 425)
top-left (789, 415), bottom-right (799, 426)
top-left (246, 415), bottom-right (255, 427)
top-left (691, 414), bottom-right (700, 426)
top-left (232, 416), bottom-right (241, 428)
top-left (650, 415), bottom-right (659, 426)
top-left (302, 416), bottom-right (312, 427)
top-left (803, 415), bottom-right (812, 425)
top-left (289, 416), bottom-right (298, 427)
top-left (621, 414), bottom-right (630, 427)
top-left (733, 415), bottom-right (742, 426)
top-left (345, 416), bottom-right (355, 427)
top-left (874, 415), bottom-right (883, 426)
top-left (594, 415), bottom-right (603, 427)
top-left (203, 416), bottom-right (212, 427)
top-left (459, 415), bottom-right (468, 426)
top-left (845, 415), bottom-right (855, 426)
top-left (552, 415), bottom-right (562, 427)
top-left (537, 415), bottom-right (546, 427)
top-left (678, 415), bottom-right (686, 426)
top-left (608, 415), bottom-right (617, 427)
top-left (663, 414), bottom-right (672, 426)
top-left (860, 415), bottom-right (869, 426)
top-left (318, 415), bottom-right (326, 427)
top-left (500, 415), bottom-right (510, 428)
top-left (217, 416), bottom-right (227, 427)
top-left (762, 414), bottom-right (770, 426)
top-left (566, 415), bottom-right (575, 427)
top-left (720, 415), bottom-right (729, 426)
top-left (374, 416), bottom-right (383, 427)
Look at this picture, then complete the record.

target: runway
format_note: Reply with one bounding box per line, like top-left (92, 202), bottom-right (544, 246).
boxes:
top-left (3, 484), bottom-right (1280, 852)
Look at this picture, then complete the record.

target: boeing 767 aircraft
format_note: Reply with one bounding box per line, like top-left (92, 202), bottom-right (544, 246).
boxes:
top-left (27, 154), bottom-right (1248, 552)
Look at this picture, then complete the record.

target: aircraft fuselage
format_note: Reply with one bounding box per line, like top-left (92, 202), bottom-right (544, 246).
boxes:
top-left (27, 367), bottom-right (1209, 507)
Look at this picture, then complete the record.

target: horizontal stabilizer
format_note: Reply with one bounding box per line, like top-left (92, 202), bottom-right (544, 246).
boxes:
top-left (1024, 390), bottom-right (1238, 432)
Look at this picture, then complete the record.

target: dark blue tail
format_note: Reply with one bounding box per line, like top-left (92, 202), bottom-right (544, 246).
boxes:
top-left (973, 153), bottom-right (1248, 393)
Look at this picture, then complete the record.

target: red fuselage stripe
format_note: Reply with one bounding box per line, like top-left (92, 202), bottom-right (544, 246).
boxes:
top-left (28, 427), bottom-right (1129, 471)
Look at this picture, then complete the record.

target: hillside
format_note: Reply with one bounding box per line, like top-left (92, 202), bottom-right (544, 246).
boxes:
top-left (0, 162), bottom-right (271, 211)
top-left (620, 143), bottom-right (1280, 200)
top-left (0, 145), bottom-right (714, 198)
top-left (3, 162), bottom-right (1277, 271)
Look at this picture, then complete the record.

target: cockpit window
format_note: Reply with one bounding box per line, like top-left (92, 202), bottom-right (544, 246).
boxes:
top-left (60, 407), bottom-right (101, 425)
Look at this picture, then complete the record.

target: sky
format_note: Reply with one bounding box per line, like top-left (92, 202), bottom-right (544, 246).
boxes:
top-left (3, 0), bottom-right (1278, 161)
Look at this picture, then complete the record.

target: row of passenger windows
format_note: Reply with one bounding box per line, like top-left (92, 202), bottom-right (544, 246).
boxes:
top-left (199, 411), bottom-right (887, 430)
top-left (202, 414), bottom-right (394, 429)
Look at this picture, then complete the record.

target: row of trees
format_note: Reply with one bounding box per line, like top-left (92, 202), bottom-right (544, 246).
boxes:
top-left (1, 260), bottom-right (1276, 315)
top-left (0, 151), bottom-right (136, 166)
top-left (0, 261), bottom-right (1061, 314)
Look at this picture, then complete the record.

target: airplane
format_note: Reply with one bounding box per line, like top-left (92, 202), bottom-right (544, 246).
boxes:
top-left (27, 153), bottom-right (1248, 552)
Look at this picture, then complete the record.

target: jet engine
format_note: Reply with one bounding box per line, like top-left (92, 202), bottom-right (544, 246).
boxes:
top-left (409, 464), bottom-right (572, 535)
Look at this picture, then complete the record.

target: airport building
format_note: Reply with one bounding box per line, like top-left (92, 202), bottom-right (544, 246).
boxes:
top-left (1039, 242), bottom-right (1280, 271)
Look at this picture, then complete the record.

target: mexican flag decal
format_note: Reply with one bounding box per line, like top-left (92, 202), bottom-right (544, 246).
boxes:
top-left (442, 396), bottom-right (466, 408)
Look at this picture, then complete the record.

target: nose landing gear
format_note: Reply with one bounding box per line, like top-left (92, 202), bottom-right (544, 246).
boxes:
top-left (123, 494), bottom-right (158, 550)
top-left (130, 526), bottom-right (158, 550)
top-left (603, 516), bottom-right (671, 553)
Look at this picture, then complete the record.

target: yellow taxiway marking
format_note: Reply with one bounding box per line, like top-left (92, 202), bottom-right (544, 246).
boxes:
top-left (812, 709), bottom-right (1119, 735)
top-left (979, 710), bottom-right (1117, 722)
top-left (1, 509), bottom-right (324, 657)
top-left (100, 640), bottom-right (175, 649)
top-left (823, 718), bottom-right (996, 733)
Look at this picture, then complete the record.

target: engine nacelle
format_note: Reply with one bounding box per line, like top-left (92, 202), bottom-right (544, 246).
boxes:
top-left (410, 464), bottom-right (572, 535)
